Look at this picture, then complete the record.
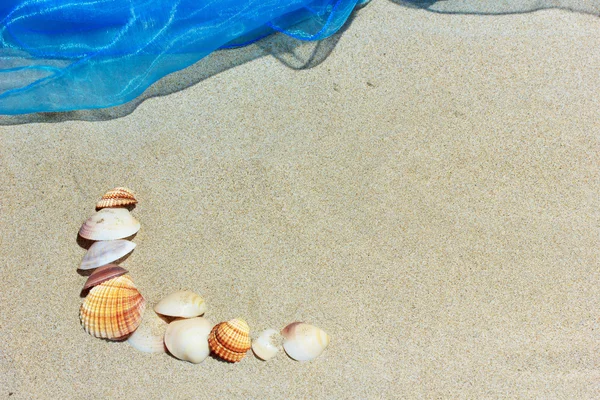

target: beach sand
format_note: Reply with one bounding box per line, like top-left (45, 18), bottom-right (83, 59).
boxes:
top-left (1, 1), bottom-right (599, 398)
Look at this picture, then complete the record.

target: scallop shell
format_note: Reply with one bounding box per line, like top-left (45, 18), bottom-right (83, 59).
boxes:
top-left (154, 290), bottom-right (207, 318)
top-left (127, 311), bottom-right (168, 353)
top-left (164, 317), bottom-right (213, 363)
top-left (79, 208), bottom-right (140, 241)
top-left (82, 264), bottom-right (128, 291)
top-left (79, 275), bottom-right (146, 340)
top-left (96, 187), bottom-right (137, 210)
top-left (281, 322), bottom-right (330, 361)
top-left (208, 318), bottom-right (251, 363)
top-left (79, 240), bottom-right (136, 270)
top-left (252, 329), bottom-right (281, 361)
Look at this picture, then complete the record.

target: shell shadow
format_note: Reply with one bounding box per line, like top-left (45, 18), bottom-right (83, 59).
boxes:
top-left (76, 235), bottom-right (95, 250)
top-left (76, 232), bottom-right (138, 250)
top-left (79, 286), bottom-right (92, 298)
top-left (96, 204), bottom-right (136, 212)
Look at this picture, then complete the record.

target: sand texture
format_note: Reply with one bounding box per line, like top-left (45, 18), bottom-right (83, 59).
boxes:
top-left (1, 1), bottom-right (599, 398)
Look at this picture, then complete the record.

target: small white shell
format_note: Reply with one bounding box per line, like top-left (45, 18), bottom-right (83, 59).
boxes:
top-left (252, 329), bottom-right (281, 361)
top-left (79, 208), bottom-right (140, 241)
top-left (79, 240), bottom-right (136, 270)
top-left (281, 322), bottom-right (330, 361)
top-left (127, 311), bottom-right (168, 353)
top-left (164, 317), bottom-right (213, 363)
top-left (154, 290), bottom-right (206, 318)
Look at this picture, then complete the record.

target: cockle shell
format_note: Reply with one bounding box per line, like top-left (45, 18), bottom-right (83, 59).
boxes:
top-left (154, 290), bottom-right (207, 318)
top-left (82, 264), bottom-right (128, 291)
top-left (252, 329), bottom-right (281, 361)
top-left (281, 322), bottom-right (330, 361)
top-left (164, 317), bottom-right (213, 363)
top-left (80, 275), bottom-right (146, 340)
top-left (208, 318), bottom-right (251, 363)
top-left (96, 187), bottom-right (137, 210)
top-left (127, 311), bottom-right (168, 353)
top-left (79, 208), bottom-right (140, 241)
top-left (79, 240), bottom-right (136, 270)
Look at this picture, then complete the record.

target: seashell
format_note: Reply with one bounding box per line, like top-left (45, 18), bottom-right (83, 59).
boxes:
top-left (82, 264), bottom-right (128, 291)
top-left (79, 208), bottom-right (140, 241)
top-left (164, 317), bottom-right (213, 363)
top-left (252, 329), bottom-right (281, 361)
top-left (281, 322), bottom-right (330, 361)
top-left (96, 187), bottom-right (137, 210)
top-left (154, 290), bottom-right (207, 318)
top-left (208, 318), bottom-right (251, 363)
top-left (127, 310), bottom-right (168, 353)
top-left (79, 275), bottom-right (146, 340)
top-left (79, 239), bottom-right (136, 270)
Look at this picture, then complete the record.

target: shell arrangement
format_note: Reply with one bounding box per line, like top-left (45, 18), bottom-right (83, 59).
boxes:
top-left (76, 186), bottom-right (330, 363)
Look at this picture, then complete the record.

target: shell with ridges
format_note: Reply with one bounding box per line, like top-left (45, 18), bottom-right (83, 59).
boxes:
top-left (208, 318), bottom-right (251, 363)
top-left (79, 275), bottom-right (146, 340)
top-left (127, 311), bottom-right (168, 353)
top-left (79, 240), bottom-right (136, 270)
top-left (252, 329), bottom-right (281, 361)
top-left (164, 317), bottom-right (213, 363)
top-left (154, 290), bottom-right (206, 318)
top-left (96, 187), bottom-right (137, 210)
top-left (281, 322), bottom-right (330, 361)
top-left (79, 208), bottom-right (140, 241)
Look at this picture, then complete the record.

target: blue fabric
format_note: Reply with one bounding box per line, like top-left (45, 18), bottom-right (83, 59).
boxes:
top-left (0, 0), bottom-right (363, 114)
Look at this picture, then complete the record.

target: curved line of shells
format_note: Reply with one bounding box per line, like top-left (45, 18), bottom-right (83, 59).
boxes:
top-left (77, 187), bottom-right (329, 363)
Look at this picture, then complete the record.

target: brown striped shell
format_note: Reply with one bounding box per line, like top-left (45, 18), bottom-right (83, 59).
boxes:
top-left (96, 187), bottom-right (137, 210)
top-left (208, 318), bottom-right (251, 362)
top-left (82, 264), bottom-right (128, 291)
top-left (79, 275), bottom-right (145, 340)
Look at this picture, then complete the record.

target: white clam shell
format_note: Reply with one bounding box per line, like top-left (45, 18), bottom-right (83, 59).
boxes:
top-left (281, 322), bottom-right (330, 362)
top-left (127, 311), bottom-right (168, 353)
top-left (164, 317), bottom-right (213, 363)
top-left (79, 240), bottom-right (136, 270)
top-left (154, 290), bottom-right (207, 318)
top-left (79, 208), bottom-right (140, 241)
top-left (252, 329), bottom-right (281, 361)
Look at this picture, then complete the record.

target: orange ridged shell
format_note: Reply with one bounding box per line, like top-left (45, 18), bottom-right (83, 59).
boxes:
top-left (79, 275), bottom-right (146, 340)
top-left (96, 187), bottom-right (137, 210)
top-left (208, 318), bottom-right (251, 362)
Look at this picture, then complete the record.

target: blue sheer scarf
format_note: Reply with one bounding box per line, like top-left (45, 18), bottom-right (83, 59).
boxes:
top-left (1, 0), bottom-right (597, 115)
top-left (0, 0), bottom-right (365, 114)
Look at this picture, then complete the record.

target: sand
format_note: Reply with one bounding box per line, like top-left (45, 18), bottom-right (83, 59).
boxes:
top-left (1, 1), bottom-right (599, 398)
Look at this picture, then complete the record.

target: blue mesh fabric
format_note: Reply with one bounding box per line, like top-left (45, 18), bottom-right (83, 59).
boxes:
top-left (0, 0), bottom-right (363, 114)
top-left (2, 0), bottom-right (596, 115)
